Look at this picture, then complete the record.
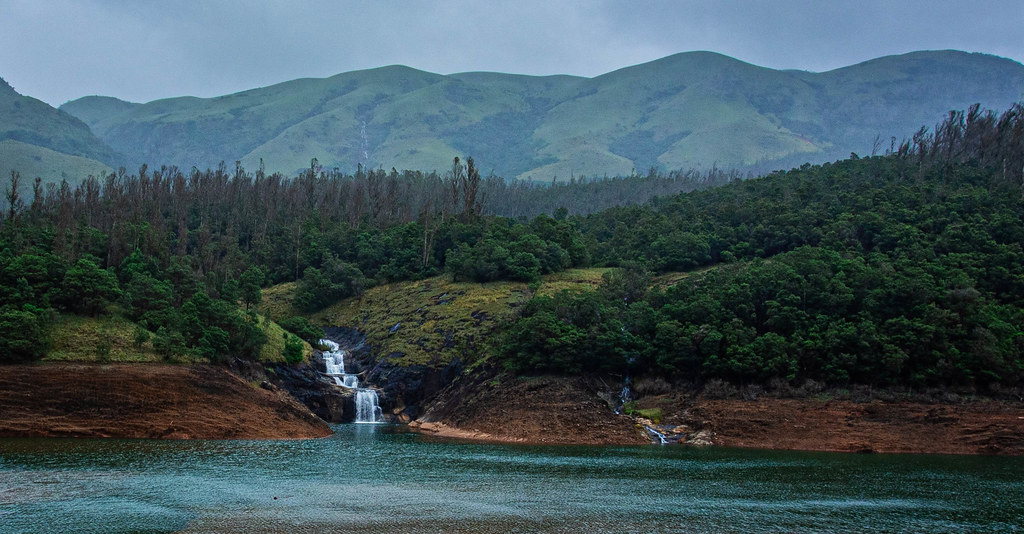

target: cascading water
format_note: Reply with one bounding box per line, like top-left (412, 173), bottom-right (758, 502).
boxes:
top-left (320, 339), bottom-right (383, 423)
top-left (614, 377), bottom-right (632, 414)
top-left (320, 340), bottom-right (358, 387)
top-left (355, 390), bottom-right (384, 424)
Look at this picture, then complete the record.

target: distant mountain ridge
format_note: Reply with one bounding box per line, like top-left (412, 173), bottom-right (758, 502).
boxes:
top-left (22, 50), bottom-right (1024, 181)
top-left (0, 76), bottom-right (115, 192)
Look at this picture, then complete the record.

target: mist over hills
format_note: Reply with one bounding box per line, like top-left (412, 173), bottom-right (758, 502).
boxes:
top-left (3, 50), bottom-right (1022, 187)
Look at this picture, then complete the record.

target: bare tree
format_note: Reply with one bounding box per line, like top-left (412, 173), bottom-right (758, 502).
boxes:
top-left (5, 170), bottom-right (21, 221)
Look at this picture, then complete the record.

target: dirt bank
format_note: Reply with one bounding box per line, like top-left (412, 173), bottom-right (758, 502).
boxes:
top-left (663, 396), bottom-right (1024, 455)
top-left (414, 373), bottom-right (1023, 454)
top-left (417, 374), bottom-right (648, 445)
top-left (0, 363), bottom-right (332, 439)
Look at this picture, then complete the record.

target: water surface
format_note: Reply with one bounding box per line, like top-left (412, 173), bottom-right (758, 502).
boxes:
top-left (1, 425), bottom-right (1021, 533)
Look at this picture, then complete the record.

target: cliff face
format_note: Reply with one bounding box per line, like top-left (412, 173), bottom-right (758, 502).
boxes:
top-left (0, 363), bottom-right (331, 439)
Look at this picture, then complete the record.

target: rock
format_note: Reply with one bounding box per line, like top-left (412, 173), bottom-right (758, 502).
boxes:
top-left (265, 362), bottom-right (353, 423)
top-left (321, 326), bottom-right (465, 421)
top-left (687, 430), bottom-right (715, 446)
top-left (668, 424), bottom-right (691, 436)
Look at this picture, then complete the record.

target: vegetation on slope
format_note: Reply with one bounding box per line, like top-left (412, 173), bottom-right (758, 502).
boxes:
top-left (0, 77), bottom-right (117, 194)
top-left (265, 269), bottom-right (610, 368)
top-left (500, 104), bottom-right (1024, 391)
top-left (1, 103), bottom-right (1021, 397)
top-left (0, 140), bottom-right (112, 197)
top-left (59, 51), bottom-right (1024, 180)
top-left (0, 236), bottom-right (310, 365)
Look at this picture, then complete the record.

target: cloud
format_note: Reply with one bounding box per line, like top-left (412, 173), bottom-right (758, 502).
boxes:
top-left (0, 0), bottom-right (1020, 106)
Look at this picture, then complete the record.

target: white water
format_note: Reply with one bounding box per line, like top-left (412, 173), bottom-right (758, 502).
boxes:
top-left (646, 425), bottom-right (669, 445)
top-left (355, 390), bottom-right (384, 424)
top-left (320, 339), bottom-right (383, 423)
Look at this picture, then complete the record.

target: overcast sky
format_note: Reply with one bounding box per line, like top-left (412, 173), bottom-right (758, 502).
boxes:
top-left (2, 0), bottom-right (1022, 107)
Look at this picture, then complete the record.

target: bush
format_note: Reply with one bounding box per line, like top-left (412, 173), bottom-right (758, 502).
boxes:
top-left (0, 305), bottom-right (50, 362)
top-left (59, 256), bottom-right (122, 316)
top-left (294, 256), bottom-right (366, 312)
top-left (283, 334), bottom-right (304, 364)
top-left (278, 316), bottom-right (323, 344)
top-left (132, 326), bottom-right (150, 349)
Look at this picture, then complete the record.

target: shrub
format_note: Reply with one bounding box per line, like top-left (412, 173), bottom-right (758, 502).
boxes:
top-left (278, 316), bottom-right (323, 344)
top-left (283, 334), bottom-right (304, 364)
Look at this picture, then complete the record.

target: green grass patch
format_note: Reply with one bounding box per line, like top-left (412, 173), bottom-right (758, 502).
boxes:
top-left (44, 311), bottom-right (310, 365)
top-left (257, 314), bottom-right (314, 364)
top-left (623, 404), bottom-right (664, 424)
top-left (0, 140), bottom-right (112, 196)
top-left (262, 268), bottom-right (615, 369)
top-left (46, 314), bottom-right (168, 363)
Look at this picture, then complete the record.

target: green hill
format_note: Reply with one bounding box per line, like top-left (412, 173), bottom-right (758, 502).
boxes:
top-left (0, 140), bottom-right (112, 194)
top-left (0, 77), bottom-right (117, 193)
top-left (262, 268), bottom-right (612, 368)
top-left (59, 50), bottom-right (1024, 180)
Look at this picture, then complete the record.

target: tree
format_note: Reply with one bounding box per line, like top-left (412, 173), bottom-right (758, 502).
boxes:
top-left (283, 333), bottom-right (304, 364)
top-left (294, 255), bottom-right (366, 312)
top-left (238, 265), bottom-right (265, 310)
top-left (5, 171), bottom-right (22, 222)
top-left (59, 256), bottom-right (122, 316)
top-left (0, 304), bottom-right (49, 362)
top-left (462, 156), bottom-right (482, 219)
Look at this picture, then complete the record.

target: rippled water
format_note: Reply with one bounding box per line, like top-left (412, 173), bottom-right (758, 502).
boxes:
top-left (1, 425), bottom-right (1021, 533)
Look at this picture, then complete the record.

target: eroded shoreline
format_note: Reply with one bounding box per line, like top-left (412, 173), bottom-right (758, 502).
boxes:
top-left (0, 363), bottom-right (331, 440)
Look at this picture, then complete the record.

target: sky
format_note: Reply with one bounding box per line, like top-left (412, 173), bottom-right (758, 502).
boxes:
top-left (1, 0), bottom-right (1022, 107)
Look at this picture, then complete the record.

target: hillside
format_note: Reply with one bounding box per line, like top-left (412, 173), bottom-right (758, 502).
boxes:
top-left (58, 50), bottom-right (1024, 180)
top-left (0, 140), bottom-right (111, 193)
top-left (0, 363), bottom-right (331, 439)
top-left (264, 268), bottom-right (611, 367)
top-left (0, 77), bottom-right (116, 192)
top-left (1, 100), bottom-right (1022, 451)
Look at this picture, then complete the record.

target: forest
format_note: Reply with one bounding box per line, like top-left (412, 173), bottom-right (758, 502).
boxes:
top-left (1, 103), bottom-right (1022, 392)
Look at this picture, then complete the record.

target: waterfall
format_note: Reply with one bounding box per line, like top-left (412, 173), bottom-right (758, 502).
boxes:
top-left (614, 377), bottom-right (633, 414)
top-left (320, 340), bottom-right (357, 387)
top-left (320, 339), bottom-right (384, 424)
top-left (355, 389), bottom-right (384, 424)
top-left (645, 425), bottom-right (669, 445)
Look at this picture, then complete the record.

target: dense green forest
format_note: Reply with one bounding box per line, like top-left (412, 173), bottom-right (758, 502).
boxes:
top-left (2, 103), bottom-right (1022, 392)
top-left (503, 104), bottom-right (1024, 391)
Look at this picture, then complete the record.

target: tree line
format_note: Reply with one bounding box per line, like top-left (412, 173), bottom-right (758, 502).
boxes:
top-left (2, 102), bottom-right (1021, 392)
top-left (500, 103), bottom-right (1024, 391)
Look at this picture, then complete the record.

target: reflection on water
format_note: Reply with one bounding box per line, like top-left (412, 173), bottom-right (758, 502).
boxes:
top-left (1, 425), bottom-right (1021, 533)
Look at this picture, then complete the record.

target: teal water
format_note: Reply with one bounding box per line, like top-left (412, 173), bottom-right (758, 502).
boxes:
top-left (1, 425), bottom-right (1021, 533)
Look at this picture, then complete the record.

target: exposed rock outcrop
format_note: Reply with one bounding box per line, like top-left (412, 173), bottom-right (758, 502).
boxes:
top-left (266, 362), bottom-right (354, 423)
top-left (323, 326), bottom-right (463, 421)
top-left (631, 393), bottom-right (1024, 455)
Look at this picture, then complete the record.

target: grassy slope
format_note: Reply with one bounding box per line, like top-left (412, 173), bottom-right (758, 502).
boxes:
top-left (59, 51), bottom-right (1024, 181)
top-left (0, 77), bottom-right (117, 194)
top-left (257, 313), bottom-right (315, 363)
top-left (0, 78), bottom-right (116, 164)
top-left (263, 269), bottom-right (612, 368)
top-left (43, 311), bottom-right (313, 364)
top-left (46, 314), bottom-right (167, 363)
top-left (0, 140), bottom-right (112, 196)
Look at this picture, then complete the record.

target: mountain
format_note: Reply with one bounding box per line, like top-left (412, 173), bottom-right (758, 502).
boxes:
top-left (59, 50), bottom-right (1024, 180)
top-left (0, 77), bottom-right (115, 190)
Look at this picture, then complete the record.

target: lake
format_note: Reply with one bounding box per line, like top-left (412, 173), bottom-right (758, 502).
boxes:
top-left (1, 425), bottom-right (1021, 533)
